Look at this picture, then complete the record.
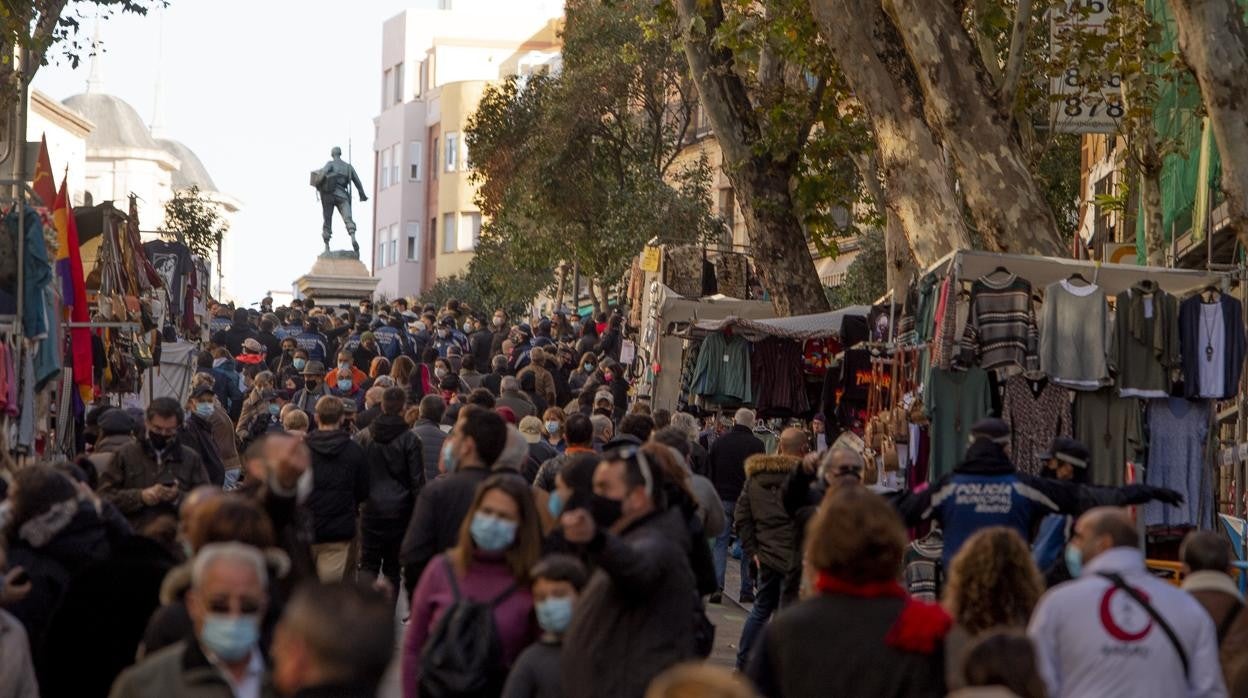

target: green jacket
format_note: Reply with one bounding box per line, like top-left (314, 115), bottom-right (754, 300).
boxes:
top-left (109, 639), bottom-right (278, 698)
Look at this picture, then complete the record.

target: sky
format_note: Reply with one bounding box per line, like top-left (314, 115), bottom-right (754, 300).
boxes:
top-left (33, 0), bottom-right (441, 303)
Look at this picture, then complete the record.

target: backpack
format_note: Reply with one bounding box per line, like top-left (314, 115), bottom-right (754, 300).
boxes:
top-left (419, 558), bottom-right (517, 697)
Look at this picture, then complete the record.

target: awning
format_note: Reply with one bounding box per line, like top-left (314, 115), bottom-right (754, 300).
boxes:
top-left (690, 305), bottom-right (872, 341)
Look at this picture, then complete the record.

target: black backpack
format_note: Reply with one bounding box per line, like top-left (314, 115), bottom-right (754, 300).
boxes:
top-left (419, 560), bottom-right (517, 697)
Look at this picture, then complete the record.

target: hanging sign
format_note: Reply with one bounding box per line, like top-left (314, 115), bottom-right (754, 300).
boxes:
top-left (639, 245), bottom-right (662, 273)
top-left (1050, 1), bottom-right (1122, 134)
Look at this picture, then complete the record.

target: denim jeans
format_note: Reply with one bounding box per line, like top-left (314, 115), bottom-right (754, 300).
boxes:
top-left (736, 563), bottom-right (783, 668)
top-left (712, 499), bottom-right (752, 594)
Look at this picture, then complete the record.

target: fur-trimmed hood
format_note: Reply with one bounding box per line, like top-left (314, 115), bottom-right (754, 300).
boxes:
top-left (745, 453), bottom-right (799, 478)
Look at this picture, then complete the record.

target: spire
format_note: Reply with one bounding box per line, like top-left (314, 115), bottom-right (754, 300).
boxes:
top-left (149, 7), bottom-right (167, 138)
top-left (86, 16), bottom-right (103, 93)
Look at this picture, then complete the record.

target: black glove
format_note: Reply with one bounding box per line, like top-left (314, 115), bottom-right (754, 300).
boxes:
top-left (1149, 486), bottom-right (1184, 506)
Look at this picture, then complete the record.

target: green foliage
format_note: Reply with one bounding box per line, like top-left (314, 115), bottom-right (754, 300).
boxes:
top-left (464, 0), bottom-right (722, 312)
top-left (162, 185), bottom-right (227, 262)
top-left (824, 229), bottom-right (886, 308)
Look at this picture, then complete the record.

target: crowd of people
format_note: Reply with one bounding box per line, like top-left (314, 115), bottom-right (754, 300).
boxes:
top-left (0, 294), bottom-right (1244, 697)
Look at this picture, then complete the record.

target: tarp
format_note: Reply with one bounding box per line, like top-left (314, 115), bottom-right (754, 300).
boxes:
top-left (926, 249), bottom-right (1231, 296)
top-left (690, 305), bottom-right (873, 341)
top-left (143, 340), bottom-right (199, 406)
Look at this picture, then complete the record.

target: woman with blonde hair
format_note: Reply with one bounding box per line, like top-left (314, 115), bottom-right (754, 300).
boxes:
top-left (942, 526), bottom-right (1045, 690)
top-left (402, 474), bottom-right (542, 696)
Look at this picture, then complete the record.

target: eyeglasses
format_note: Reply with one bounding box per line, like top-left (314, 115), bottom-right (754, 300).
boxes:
top-left (206, 595), bottom-right (263, 615)
top-left (608, 444), bottom-right (654, 497)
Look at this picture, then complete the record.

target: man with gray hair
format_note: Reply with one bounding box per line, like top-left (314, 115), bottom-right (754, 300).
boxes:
top-left (589, 413), bottom-right (614, 451)
top-left (706, 407), bottom-right (765, 603)
top-left (496, 375), bottom-right (537, 420)
top-left (271, 583), bottom-right (395, 697)
top-left (111, 543), bottom-right (271, 697)
top-left (670, 411), bottom-right (710, 476)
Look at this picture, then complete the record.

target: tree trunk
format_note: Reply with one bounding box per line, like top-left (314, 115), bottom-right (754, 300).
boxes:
top-left (1166, 0), bottom-right (1248, 250)
top-left (554, 263), bottom-right (568, 311)
top-left (854, 151), bottom-right (917, 299)
top-left (881, 0), bottom-right (1065, 256)
top-left (673, 0), bottom-right (830, 316)
top-left (1139, 139), bottom-right (1167, 266)
top-left (811, 0), bottom-right (972, 267)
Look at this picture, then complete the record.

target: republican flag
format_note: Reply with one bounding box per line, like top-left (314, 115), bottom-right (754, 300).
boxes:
top-left (31, 136), bottom-right (56, 210)
top-left (52, 178), bottom-right (94, 403)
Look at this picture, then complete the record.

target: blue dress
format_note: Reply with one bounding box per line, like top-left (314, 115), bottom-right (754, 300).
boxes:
top-left (1142, 398), bottom-right (1210, 528)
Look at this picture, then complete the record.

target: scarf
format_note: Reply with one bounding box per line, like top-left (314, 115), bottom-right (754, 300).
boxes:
top-left (814, 572), bottom-right (952, 654)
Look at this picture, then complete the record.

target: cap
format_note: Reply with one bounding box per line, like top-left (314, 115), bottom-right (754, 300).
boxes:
top-left (517, 324), bottom-right (533, 339)
top-left (594, 389), bottom-right (615, 405)
top-left (302, 360), bottom-right (327, 376)
top-left (518, 416), bottom-right (543, 444)
top-left (242, 337), bottom-right (264, 354)
top-left (1038, 437), bottom-right (1090, 469)
top-left (97, 409), bottom-right (135, 436)
top-left (190, 385), bottom-right (216, 400)
top-left (969, 417), bottom-right (1010, 445)
top-left (496, 406), bottom-right (518, 424)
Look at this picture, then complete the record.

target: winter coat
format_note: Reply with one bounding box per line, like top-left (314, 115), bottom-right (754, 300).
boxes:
top-left (182, 414), bottom-right (226, 486)
top-left (6, 498), bottom-right (128, 663)
top-left (412, 419), bottom-right (448, 484)
top-left (519, 363), bottom-right (558, 408)
top-left (561, 508), bottom-right (698, 698)
top-left (734, 454), bottom-right (798, 574)
top-left (109, 637), bottom-right (278, 698)
top-left (0, 609), bottom-right (37, 698)
top-left (290, 382), bottom-right (332, 414)
top-left (402, 553), bottom-right (538, 696)
top-left (469, 329), bottom-right (494, 369)
top-left (498, 390), bottom-right (538, 420)
top-left (213, 323), bottom-right (259, 358)
top-left (304, 429), bottom-right (369, 543)
top-left (98, 438), bottom-right (210, 527)
top-left (746, 593), bottom-right (947, 697)
top-left (355, 414), bottom-right (425, 521)
top-left (706, 425), bottom-right (766, 501)
top-left (399, 466), bottom-right (493, 592)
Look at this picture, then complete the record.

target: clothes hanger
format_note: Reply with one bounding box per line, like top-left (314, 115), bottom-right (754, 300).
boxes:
top-left (984, 266), bottom-right (1011, 281)
top-left (1201, 285), bottom-right (1220, 303)
top-left (1066, 271), bottom-right (1090, 287)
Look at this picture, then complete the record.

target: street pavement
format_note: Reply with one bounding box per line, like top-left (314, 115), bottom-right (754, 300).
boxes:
top-left (707, 559), bottom-right (753, 669)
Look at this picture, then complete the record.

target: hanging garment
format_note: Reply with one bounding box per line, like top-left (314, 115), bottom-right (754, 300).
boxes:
top-left (1001, 374), bottom-right (1072, 477)
top-left (1109, 281), bottom-right (1180, 399)
top-left (33, 286), bottom-right (61, 390)
top-left (1039, 280), bottom-right (1110, 390)
top-left (689, 331), bottom-right (752, 404)
top-left (750, 337), bottom-right (808, 414)
top-left (1142, 398), bottom-right (1210, 529)
top-left (930, 276), bottom-right (955, 370)
top-left (143, 240), bottom-right (194, 321)
top-left (915, 273), bottom-right (940, 343)
top-left (0, 207), bottom-right (54, 340)
top-left (958, 273), bottom-right (1037, 372)
top-left (1073, 388), bottom-right (1142, 487)
top-left (802, 337), bottom-right (839, 377)
top-left (925, 366), bottom-right (992, 482)
top-left (1178, 293), bottom-right (1246, 400)
top-left (16, 346), bottom-right (35, 452)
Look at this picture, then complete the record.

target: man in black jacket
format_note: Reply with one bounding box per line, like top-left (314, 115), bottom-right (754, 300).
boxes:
top-left (707, 407), bottom-right (766, 603)
top-left (305, 396), bottom-right (369, 582)
top-left (211, 307), bottom-right (258, 357)
top-left (355, 388), bottom-right (424, 593)
top-left (399, 405), bottom-right (507, 595)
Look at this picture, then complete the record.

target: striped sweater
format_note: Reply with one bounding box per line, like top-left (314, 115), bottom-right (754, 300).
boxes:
top-left (958, 273), bottom-right (1038, 371)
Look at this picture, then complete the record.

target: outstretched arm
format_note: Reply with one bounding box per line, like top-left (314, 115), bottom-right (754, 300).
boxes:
top-left (352, 168), bottom-right (367, 199)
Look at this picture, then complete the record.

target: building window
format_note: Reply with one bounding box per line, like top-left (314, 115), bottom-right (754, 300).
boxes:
top-left (393, 62), bottom-right (404, 106)
top-left (442, 213), bottom-right (457, 253)
top-left (460, 212), bottom-right (481, 250)
top-left (380, 148), bottom-right (391, 189)
top-left (390, 144), bottom-right (400, 186)
top-left (409, 142), bottom-right (422, 181)
top-left (383, 68), bottom-right (392, 109)
top-left (406, 221), bottom-right (420, 261)
top-left (431, 137), bottom-right (438, 179)
top-left (445, 133), bottom-right (458, 172)
top-left (377, 226), bottom-right (389, 267)
top-left (388, 224), bottom-right (398, 265)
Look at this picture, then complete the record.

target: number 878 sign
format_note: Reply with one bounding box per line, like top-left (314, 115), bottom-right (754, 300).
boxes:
top-left (1050, 1), bottom-right (1122, 134)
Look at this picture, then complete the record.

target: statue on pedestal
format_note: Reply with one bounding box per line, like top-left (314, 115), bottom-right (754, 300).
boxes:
top-left (311, 146), bottom-right (368, 256)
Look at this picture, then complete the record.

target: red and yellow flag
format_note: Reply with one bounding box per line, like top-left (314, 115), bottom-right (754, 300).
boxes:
top-left (52, 177), bottom-right (94, 403)
top-left (32, 136), bottom-right (57, 210)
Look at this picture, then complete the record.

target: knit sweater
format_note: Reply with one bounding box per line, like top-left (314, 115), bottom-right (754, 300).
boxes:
top-left (1039, 281), bottom-right (1110, 390)
top-left (1109, 281), bottom-right (1179, 398)
top-left (958, 273), bottom-right (1037, 372)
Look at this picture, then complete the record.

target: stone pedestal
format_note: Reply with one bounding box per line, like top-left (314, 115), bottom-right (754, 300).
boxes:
top-left (294, 250), bottom-right (379, 305)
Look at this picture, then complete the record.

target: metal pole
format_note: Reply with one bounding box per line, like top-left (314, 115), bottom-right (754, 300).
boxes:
top-left (14, 51), bottom-right (29, 338)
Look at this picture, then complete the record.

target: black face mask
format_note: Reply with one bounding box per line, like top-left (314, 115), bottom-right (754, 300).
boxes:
top-left (148, 432), bottom-right (173, 451)
top-left (305, 379), bottom-right (320, 390)
top-left (588, 493), bottom-right (625, 529)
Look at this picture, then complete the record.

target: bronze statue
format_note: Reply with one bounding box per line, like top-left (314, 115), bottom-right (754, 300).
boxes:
top-left (311, 146), bottom-right (368, 255)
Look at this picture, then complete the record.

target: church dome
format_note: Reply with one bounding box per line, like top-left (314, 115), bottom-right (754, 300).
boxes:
top-left (158, 138), bottom-right (217, 192)
top-left (62, 92), bottom-right (163, 152)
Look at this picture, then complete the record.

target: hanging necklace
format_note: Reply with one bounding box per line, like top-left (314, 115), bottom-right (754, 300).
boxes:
top-left (1201, 300), bottom-right (1218, 362)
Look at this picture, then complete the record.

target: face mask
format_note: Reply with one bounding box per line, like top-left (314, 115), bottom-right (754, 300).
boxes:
top-left (268, 404), bottom-right (280, 417)
top-left (148, 432), bottom-right (172, 451)
top-left (1064, 543), bottom-right (1083, 578)
top-left (437, 329), bottom-right (449, 339)
top-left (199, 614), bottom-right (261, 662)
top-left (292, 358), bottom-right (307, 371)
top-left (435, 367), bottom-right (448, 379)
top-left (493, 317), bottom-right (504, 327)
top-left (305, 379), bottom-right (321, 390)
top-left (589, 493), bottom-right (624, 529)
top-left (545, 421), bottom-right (561, 436)
top-left (603, 372), bottom-right (614, 382)
top-left (584, 363), bottom-right (594, 372)
top-left (442, 441), bottom-right (457, 473)
top-left (547, 490), bottom-right (563, 518)
top-left (336, 379), bottom-right (353, 392)
top-left (194, 403), bottom-right (215, 418)
top-left (470, 512), bottom-right (518, 552)
top-left (338, 362), bottom-right (351, 372)
top-left (535, 596), bottom-right (574, 634)
top-left (464, 322), bottom-right (473, 334)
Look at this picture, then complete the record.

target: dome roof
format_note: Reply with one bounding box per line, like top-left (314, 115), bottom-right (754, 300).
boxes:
top-left (62, 92), bottom-right (162, 152)
top-left (159, 138), bottom-right (217, 192)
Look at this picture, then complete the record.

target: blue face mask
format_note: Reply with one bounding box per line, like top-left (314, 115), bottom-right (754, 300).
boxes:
top-left (1065, 543), bottom-right (1083, 578)
top-left (470, 512), bottom-right (518, 552)
top-left (268, 404), bottom-right (280, 416)
top-left (336, 378), bottom-right (353, 392)
top-left (442, 441), bottom-right (457, 473)
top-left (547, 490), bottom-right (563, 518)
top-left (199, 614), bottom-right (260, 662)
top-left (194, 403), bottom-right (215, 418)
top-left (535, 596), bottom-right (574, 634)
top-left (583, 363), bottom-right (594, 373)
top-left (292, 358), bottom-right (307, 371)
top-left (545, 421), bottom-right (560, 436)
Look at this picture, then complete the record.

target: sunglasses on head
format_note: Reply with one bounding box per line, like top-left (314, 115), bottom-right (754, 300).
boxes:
top-left (608, 444), bottom-right (654, 497)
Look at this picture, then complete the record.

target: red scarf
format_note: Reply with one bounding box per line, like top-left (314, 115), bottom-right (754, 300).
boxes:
top-left (814, 572), bottom-right (952, 654)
